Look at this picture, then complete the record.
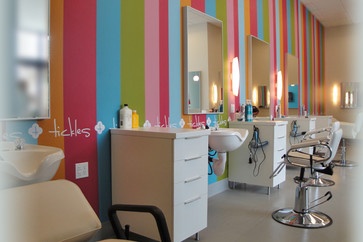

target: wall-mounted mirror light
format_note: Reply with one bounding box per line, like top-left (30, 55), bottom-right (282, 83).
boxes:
top-left (0, 0), bottom-right (50, 120)
top-left (232, 57), bottom-right (240, 97)
top-left (183, 6), bottom-right (223, 114)
top-left (341, 82), bottom-right (360, 108)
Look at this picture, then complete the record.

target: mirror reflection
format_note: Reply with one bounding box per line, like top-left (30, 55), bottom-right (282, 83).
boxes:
top-left (286, 54), bottom-right (299, 115)
top-left (341, 82), bottom-right (360, 108)
top-left (248, 35), bottom-right (270, 116)
top-left (0, 0), bottom-right (50, 120)
top-left (183, 6), bottom-right (223, 114)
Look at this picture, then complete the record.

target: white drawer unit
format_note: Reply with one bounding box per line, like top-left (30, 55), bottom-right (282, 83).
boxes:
top-left (275, 116), bottom-right (316, 151)
top-left (228, 121), bottom-right (287, 194)
top-left (111, 127), bottom-right (210, 242)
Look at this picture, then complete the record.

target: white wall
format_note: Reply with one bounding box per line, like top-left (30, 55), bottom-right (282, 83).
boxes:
top-left (324, 24), bottom-right (363, 122)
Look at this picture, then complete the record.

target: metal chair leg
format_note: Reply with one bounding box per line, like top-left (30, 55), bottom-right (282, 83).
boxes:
top-left (333, 138), bottom-right (357, 167)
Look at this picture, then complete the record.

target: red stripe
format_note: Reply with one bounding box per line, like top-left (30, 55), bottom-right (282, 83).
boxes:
top-left (250, 0), bottom-right (258, 36)
top-left (191, 0), bottom-right (205, 12)
top-left (159, 0), bottom-right (169, 120)
top-left (63, 0), bottom-right (99, 212)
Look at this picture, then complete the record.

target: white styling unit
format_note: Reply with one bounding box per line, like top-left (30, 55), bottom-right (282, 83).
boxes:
top-left (111, 127), bottom-right (210, 242)
top-left (275, 116), bottom-right (316, 151)
top-left (228, 120), bottom-right (287, 194)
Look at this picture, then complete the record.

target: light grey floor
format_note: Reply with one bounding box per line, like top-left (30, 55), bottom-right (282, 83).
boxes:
top-left (184, 141), bottom-right (361, 242)
top-left (95, 141), bottom-right (362, 242)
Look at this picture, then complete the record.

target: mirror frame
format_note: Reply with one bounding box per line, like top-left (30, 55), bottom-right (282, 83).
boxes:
top-left (247, 35), bottom-right (270, 115)
top-left (183, 6), bottom-right (223, 114)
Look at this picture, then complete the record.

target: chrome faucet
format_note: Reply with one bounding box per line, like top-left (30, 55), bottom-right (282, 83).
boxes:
top-left (14, 138), bottom-right (25, 150)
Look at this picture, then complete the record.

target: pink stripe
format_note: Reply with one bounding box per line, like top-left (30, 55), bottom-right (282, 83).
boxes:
top-left (145, 0), bottom-right (160, 124)
top-left (227, 0), bottom-right (235, 115)
top-left (269, 0), bottom-right (277, 116)
top-left (234, 0), bottom-right (240, 106)
top-left (159, 0), bottom-right (169, 122)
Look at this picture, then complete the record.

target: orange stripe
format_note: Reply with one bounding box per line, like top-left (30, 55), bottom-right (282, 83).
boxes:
top-left (38, 0), bottom-right (65, 180)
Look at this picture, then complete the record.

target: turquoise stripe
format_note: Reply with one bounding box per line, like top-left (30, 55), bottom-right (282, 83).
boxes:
top-left (257, 0), bottom-right (263, 39)
top-left (239, 0), bottom-right (246, 104)
top-left (96, 0), bottom-right (120, 221)
top-left (205, 0), bottom-right (216, 17)
top-left (168, 0), bottom-right (181, 127)
top-left (6, 121), bottom-right (38, 144)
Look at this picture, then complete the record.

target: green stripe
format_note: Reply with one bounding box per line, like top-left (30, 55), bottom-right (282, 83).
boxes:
top-left (262, 0), bottom-right (269, 42)
top-left (121, 0), bottom-right (145, 117)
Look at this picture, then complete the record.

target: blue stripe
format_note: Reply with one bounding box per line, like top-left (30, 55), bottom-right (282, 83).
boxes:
top-left (96, 0), bottom-right (121, 222)
top-left (169, 0), bottom-right (181, 127)
top-left (257, 0), bottom-right (263, 39)
top-left (205, 0), bottom-right (216, 17)
top-left (238, 0), bottom-right (246, 104)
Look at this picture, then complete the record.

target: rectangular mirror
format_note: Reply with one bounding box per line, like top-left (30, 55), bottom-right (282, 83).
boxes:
top-left (0, 0), bottom-right (50, 120)
top-left (248, 35), bottom-right (270, 116)
top-left (183, 6), bottom-right (223, 114)
top-left (286, 54), bottom-right (299, 113)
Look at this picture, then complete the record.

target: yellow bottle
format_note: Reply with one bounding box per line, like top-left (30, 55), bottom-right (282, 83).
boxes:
top-left (132, 110), bottom-right (139, 128)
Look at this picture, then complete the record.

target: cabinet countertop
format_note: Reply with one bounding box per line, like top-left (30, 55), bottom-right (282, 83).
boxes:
top-left (110, 127), bottom-right (210, 139)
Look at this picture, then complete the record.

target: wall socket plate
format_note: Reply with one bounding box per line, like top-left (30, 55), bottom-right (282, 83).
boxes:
top-left (75, 162), bottom-right (89, 179)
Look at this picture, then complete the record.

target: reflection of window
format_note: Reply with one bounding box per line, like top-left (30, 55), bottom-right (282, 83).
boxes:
top-left (15, 30), bottom-right (49, 117)
top-left (341, 82), bottom-right (360, 109)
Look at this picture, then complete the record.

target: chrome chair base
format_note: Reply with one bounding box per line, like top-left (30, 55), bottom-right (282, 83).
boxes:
top-left (272, 208), bottom-right (332, 228)
top-left (305, 177), bottom-right (335, 187)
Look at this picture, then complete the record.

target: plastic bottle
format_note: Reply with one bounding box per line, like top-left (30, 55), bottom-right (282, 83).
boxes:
top-left (132, 110), bottom-right (139, 128)
top-left (245, 100), bottom-right (253, 122)
top-left (119, 104), bottom-right (132, 129)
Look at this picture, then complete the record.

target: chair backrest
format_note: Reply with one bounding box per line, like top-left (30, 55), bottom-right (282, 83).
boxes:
top-left (329, 128), bottom-right (343, 162)
top-left (0, 180), bottom-right (102, 242)
top-left (354, 112), bottom-right (363, 135)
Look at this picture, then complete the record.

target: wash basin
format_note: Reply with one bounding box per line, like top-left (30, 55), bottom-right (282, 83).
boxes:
top-left (209, 128), bottom-right (248, 152)
top-left (0, 143), bottom-right (64, 189)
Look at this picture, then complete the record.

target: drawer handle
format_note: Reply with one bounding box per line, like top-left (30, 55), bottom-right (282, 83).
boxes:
top-left (277, 136), bottom-right (285, 139)
top-left (184, 196), bottom-right (201, 205)
top-left (277, 148), bottom-right (285, 152)
top-left (184, 176), bottom-right (202, 183)
top-left (185, 156), bottom-right (202, 162)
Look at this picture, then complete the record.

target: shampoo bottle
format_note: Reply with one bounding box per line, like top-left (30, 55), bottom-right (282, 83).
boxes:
top-left (132, 110), bottom-right (139, 128)
top-left (119, 104), bottom-right (132, 129)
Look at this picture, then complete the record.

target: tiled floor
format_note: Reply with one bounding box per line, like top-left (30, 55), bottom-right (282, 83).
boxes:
top-left (94, 141), bottom-right (362, 242)
top-left (183, 141), bottom-right (362, 242)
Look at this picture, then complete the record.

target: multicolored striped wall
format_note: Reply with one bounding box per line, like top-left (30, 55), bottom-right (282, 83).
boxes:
top-left (0, 0), bottom-right (324, 221)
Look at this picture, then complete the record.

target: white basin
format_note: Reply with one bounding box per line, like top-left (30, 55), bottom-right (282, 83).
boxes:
top-left (209, 128), bottom-right (248, 152)
top-left (208, 128), bottom-right (248, 176)
top-left (0, 143), bottom-right (64, 189)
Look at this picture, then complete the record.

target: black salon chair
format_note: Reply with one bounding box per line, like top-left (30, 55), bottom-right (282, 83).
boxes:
top-left (271, 128), bottom-right (342, 228)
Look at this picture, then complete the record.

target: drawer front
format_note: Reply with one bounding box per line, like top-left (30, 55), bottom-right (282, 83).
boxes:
top-left (174, 136), bottom-right (208, 161)
top-left (174, 175), bottom-right (207, 205)
top-left (174, 193), bottom-right (207, 242)
top-left (174, 155), bottom-right (207, 183)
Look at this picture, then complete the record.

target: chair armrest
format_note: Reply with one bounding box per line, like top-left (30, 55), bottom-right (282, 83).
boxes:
top-left (108, 204), bottom-right (171, 242)
top-left (290, 139), bottom-right (320, 150)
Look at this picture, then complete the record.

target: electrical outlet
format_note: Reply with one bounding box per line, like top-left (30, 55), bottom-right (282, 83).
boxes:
top-left (75, 162), bottom-right (89, 179)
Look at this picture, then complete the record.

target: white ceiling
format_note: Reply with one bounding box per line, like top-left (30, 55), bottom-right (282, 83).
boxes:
top-left (300, 0), bottom-right (363, 27)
